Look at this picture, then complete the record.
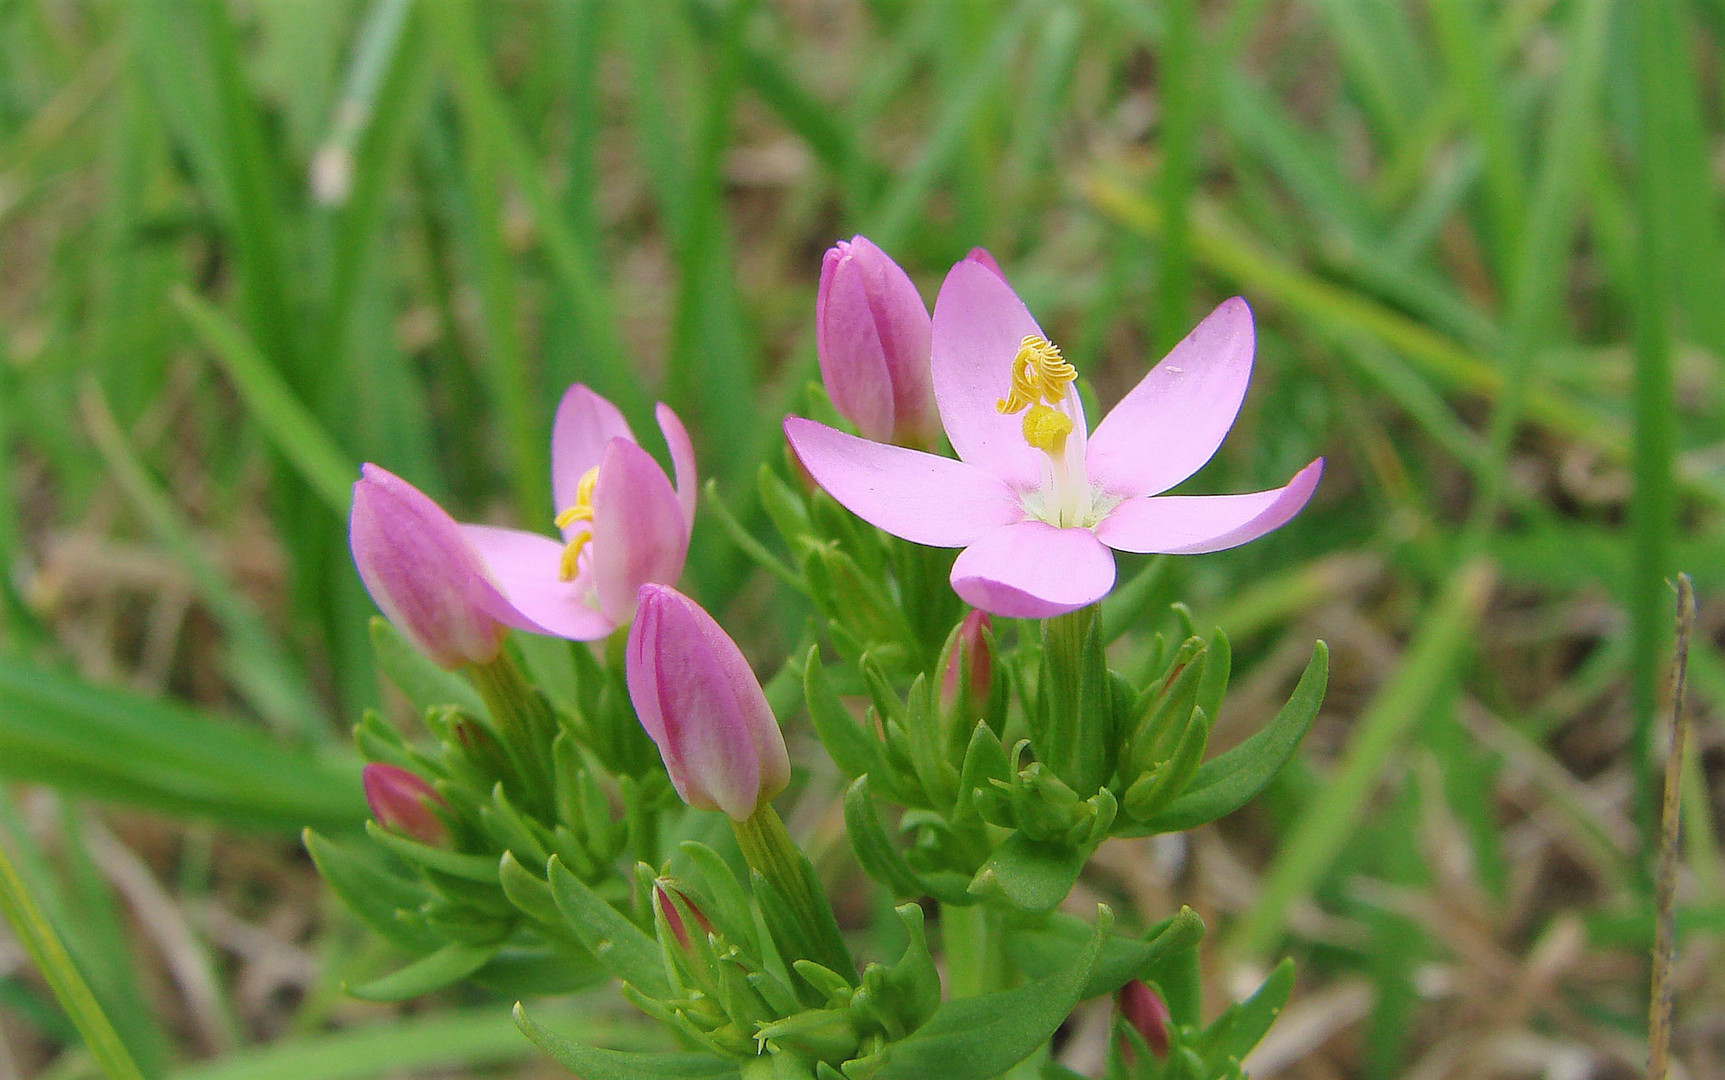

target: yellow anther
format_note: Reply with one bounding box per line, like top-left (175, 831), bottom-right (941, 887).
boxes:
top-left (996, 336), bottom-right (1076, 414)
top-left (554, 466), bottom-right (601, 581)
top-left (1021, 404), bottom-right (1074, 455)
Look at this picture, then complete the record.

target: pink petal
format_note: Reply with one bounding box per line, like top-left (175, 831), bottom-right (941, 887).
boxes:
top-left (783, 417), bottom-right (1023, 546)
top-left (817, 242), bottom-right (897, 441)
top-left (1085, 297), bottom-right (1256, 499)
top-left (655, 403), bottom-right (698, 528)
top-left (1096, 458), bottom-right (1323, 555)
top-left (964, 247), bottom-right (1007, 282)
top-left (589, 438), bottom-right (690, 626)
top-left (551, 384), bottom-right (634, 519)
top-left (461, 524), bottom-right (616, 640)
top-left (950, 521), bottom-right (1117, 619)
top-left (930, 259), bottom-right (1050, 489)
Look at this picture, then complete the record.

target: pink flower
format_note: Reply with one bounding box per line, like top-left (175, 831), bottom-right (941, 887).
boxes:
top-left (784, 259), bottom-right (1322, 618)
top-left (817, 236), bottom-right (938, 447)
top-left (626, 584), bottom-right (790, 821)
top-left (352, 385), bottom-right (695, 649)
top-left (363, 764), bottom-right (449, 846)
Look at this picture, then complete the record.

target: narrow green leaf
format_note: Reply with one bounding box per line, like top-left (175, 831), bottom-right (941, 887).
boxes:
top-left (1011, 905), bottom-right (1206, 1001)
top-left (304, 829), bottom-right (441, 953)
top-left (805, 648), bottom-right (890, 781)
top-left (546, 856), bottom-right (670, 997)
top-left (514, 1004), bottom-right (739, 1080)
top-left (1130, 643), bottom-right (1327, 835)
top-left (346, 942), bottom-right (497, 1002)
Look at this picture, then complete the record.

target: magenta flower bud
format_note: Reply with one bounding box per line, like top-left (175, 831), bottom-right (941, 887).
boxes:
top-left (816, 235), bottom-right (937, 447)
top-left (939, 609), bottom-right (993, 714)
top-left (363, 764), bottom-right (449, 846)
top-left (626, 584), bottom-right (791, 821)
top-left (350, 464), bottom-right (510, 667)
top-left (1117, 979), bottom-right (1172, 1061)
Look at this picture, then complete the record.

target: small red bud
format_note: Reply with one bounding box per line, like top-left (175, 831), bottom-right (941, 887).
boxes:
top-left (1118, 979), bottom-right (1171, 1061)
top-left (363, 764), bottom-right (448, 846)
top-left (939, 610), bottom-right (992, 715)
top-left (653, 879), bottom-right (714, 952)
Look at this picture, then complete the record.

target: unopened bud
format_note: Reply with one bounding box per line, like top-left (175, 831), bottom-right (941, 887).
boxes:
top-left (652, 878), bottom-right (715, 953)
top-left (362, 764), bottom-right (448, 846)
top-left (1117, 979), bottom-right (1171, 1061)
top-left (939, 609), bottom-right (993, 715)
top-left (816, 236), bottom-right (937, 447)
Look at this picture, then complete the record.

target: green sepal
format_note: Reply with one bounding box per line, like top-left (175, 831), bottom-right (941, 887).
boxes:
top-left (953, 721), bottom-right (1011, 826)
top-left (1194, 629), bottom-right (1231, 731)
top-left (1125, 637), bottom-right (1206, 780)
top-left (1124, 642), bottom-right (1327, 836)
top-left (480, 782), bottom-right (552, 868)
top-left (851, 904), bottom-right (942, 1042)
top-left (515, 1003), bottom-right (741, 1080)
top-left (363, 820), bottom-right (499, 883)
top-left (866, 906), bottom-right (1113, 1080)
top-left (1196, 958), bottom-right (1293, 1065)
top-left (498, 850), bottom-right (561, 926)
top-left (546, 856), bottom-right (671, 998)
top-left (352, 709), bottom-right (414, 770)
top-left (1010, 906), bottom-right (1205, 1000)
top-left (368, 617), bottom-right (489, 719)
top-left (678, 841), bottom-right (761, 959)
top-left (1120, 707), bottom-right (1212, 823)
top-left (843, 777), bottom-right (971, 904)
top-left (303, 829), bottom-right (440, 952)
top-left (804, 648), bottom-right (893, 787)
top-left (345, 941), bottom-right (497, 1001)
top-left (758, 462), bottom-right (817, 549)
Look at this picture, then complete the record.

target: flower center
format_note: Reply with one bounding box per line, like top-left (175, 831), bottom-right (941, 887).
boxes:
top-left (996, 336), bottom-right (1098, 528)
top-left (552, 465), bottom-right (600, 581)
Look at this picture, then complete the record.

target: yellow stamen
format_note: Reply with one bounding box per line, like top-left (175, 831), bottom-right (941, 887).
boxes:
top-left (553, 466), bottom-right (601, 581)
top-left (1021, 404), bottom-right (1074, 455)
top-left (996, 336), bottom-right (1076, 414)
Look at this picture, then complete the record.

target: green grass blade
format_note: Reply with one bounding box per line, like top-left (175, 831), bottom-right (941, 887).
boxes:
top-left (173, 288), bottom-right (354, 514)
top-left (0, 835), bottom-right (149, 1080)
top-left (1227, 561), bottom-right (1494, 960)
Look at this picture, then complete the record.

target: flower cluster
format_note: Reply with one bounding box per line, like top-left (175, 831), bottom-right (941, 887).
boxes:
top-left (324, 234), bottom-right (1323, 1080)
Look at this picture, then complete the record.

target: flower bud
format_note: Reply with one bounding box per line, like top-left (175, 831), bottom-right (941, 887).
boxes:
top-left (625, 584), bottom-right (791, 821)
top-left (938, 609), bottom-right (993, 716)
top-left (816, 235), bottom-right (937, 447)
top-left (653, 878), bottom-right (715, 954)
top-left (349, 464), bottom-right (508, 668)
top-left (963, 246), bottom-right (1007, 282)
top-left (1117, 979), bottom-right (1171, 1061)
top-left (362, 764), bottom-right (448, 846)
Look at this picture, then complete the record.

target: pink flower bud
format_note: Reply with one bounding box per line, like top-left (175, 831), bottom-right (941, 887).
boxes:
top-left (939, 609), bottom-right (993, 714)
top-left (963, 246), bottom-right (1007, 282)
top-left (363, 764), bottom-right (449, 846)
top-left (1117, 979), bottom-right (1171, 1061)
top-left (349, 464), bottom-right (509, 668)
top-left (653, 878), bottom-right (715, 953)
top-left (816, 236), bottom-right (937, 447)
top-left (626, 584), bottom-right (791, 821)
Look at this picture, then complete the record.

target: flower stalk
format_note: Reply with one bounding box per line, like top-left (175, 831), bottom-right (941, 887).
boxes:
top-left (732, 804), bottom-right (855, 985)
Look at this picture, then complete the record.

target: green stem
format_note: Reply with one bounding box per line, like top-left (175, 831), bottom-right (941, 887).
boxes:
top-left (733, 805), bottom-right (855, 981)
top-left (1039, 604), bottom-right (1109, 792)
top-left (467, 648), bottom-right (559, 813)
top-left (939, 901), bottom-right (1001, 999)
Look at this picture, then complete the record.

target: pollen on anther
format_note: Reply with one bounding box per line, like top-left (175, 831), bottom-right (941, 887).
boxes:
top-left (997, 336), bottom-right (1076, 414)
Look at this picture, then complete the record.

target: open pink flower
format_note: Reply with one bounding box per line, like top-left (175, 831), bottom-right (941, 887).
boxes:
top-left (784, 256), bottom-right (1321, 619)
top-left (353, 385), bottom-right (695, 648)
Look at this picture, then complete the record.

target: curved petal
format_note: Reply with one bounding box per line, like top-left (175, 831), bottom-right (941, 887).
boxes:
top-left (930, 259), bottom-right (1049, 489)
top-left (1085, 297), bottom-right (1256, 498)
top-left (655, 403), bottom-right (698, 529)
top-left (784, 417), bottom-right (1023, 547)
top-left (461, 524), bottom-right (616, 640)
top-left (589, 438), bottom-right (690, 626)
top-left (1096, 458), bottom-right (1323, 555)
top-left (817, 243), bottom-right (898, 441)
top-left (552, 384), bottom-right (634, 516)
top-left (950, 521), bottom-right (1116, 618)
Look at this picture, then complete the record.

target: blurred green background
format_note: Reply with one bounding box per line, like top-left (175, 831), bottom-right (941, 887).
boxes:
top-left (0, 0), bottom-right (1720, 1076)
